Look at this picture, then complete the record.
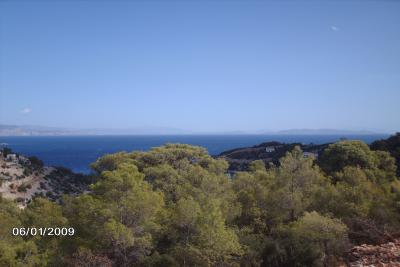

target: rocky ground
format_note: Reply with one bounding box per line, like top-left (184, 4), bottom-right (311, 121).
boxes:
top-left (344, 239), bottom-right (400, 267)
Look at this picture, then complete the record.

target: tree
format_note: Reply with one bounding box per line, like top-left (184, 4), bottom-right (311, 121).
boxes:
top-left (1, 147), bottom-right (12, 157)
top-left (371, 133), bottom-right (400, 176)
top-left (319, 140), bottom-right (397, 185)
top-left (123, 144), bottom-right (242, 265)
top-left (167, 198), bottom-right (243, 266)
top-left (21, 198), bottom-right (68, 265)
top-left (233, 170), bottom-right (271, 232)
top-left (287, 211), bottom-right (349, 267)
top-left (319, 141), bottom-right (378, 175)
top-left (28, 156), bottom-right (44, 169)
top-left (0, 197), bottom-right (44, 266)
top-left (264, 212), bottom-right (349, 267)
top-left (63, 163), bottom-right (164, 266)
top-left (91, 152), bottom-right (135, 174)
top-left (268, 146), bottom-right (327, 223)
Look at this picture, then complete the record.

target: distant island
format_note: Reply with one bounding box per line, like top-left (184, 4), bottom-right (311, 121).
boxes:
top-left (0, 124), bottom-right (385, 136)
top-left (274, 128), bottom-right (381, 135)
top-left (0, 124), bottom-right (191, 136)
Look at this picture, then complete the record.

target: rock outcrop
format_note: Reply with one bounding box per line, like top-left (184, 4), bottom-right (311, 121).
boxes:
top-left (347, 239), bottom-right (400, 267)
top-left (0, 151), bottom-right (90, 207)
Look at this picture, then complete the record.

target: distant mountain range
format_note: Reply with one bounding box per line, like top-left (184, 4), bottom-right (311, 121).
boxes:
top-left (274, 129), bottom-right (380, 135)
top-left (0, 125), bottom-right (190, 136)
top-left (0, 124), bottom-right (384, 136)
top-left (0, 125), bottom-right (77, 136)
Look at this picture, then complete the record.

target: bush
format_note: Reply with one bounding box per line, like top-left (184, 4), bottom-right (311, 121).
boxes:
top-left (39, 182), bottom-right (47, 190)
top-left (28, 156), bottom-right (44, 169)
top-left (17, 183), bottom-right (31, 192)
top-left (23, 168), bottom-right (32, 176)
top-left (1, 147), bottom-right (12, 156)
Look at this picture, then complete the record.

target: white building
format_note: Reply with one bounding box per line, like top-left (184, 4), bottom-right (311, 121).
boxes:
top-left (265, 146), bottom-right (275, 153)
top-left (6, 154), bottom-right (17, 161)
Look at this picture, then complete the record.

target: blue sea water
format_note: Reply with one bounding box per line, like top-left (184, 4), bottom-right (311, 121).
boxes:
top-left (0, 135), bottom-right (388, 174)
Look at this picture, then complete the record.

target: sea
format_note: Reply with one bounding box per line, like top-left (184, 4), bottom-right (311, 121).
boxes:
top-left (0, 135), bottom-right (388, 174)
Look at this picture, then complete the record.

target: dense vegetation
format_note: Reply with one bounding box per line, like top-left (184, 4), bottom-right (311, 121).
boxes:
top-left (1, 135), bottom-right (400, 266)
top-left (218, 141), bottom-right (328, 172)
top-left (371, 133), bottom-right (400, 176)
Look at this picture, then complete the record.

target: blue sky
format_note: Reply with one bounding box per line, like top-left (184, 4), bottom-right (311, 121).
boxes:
top-left (0, 1), bottom-right (399, 133)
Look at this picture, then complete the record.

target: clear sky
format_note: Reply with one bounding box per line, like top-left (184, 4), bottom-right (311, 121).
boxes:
top-left (0, 0), bottom-right (399, 133)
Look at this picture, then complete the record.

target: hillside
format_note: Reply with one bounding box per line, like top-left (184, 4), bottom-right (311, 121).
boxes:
top-left (218, 134), bottom-right (400, 174)
top-left (0, 149), bottom-right (90, 208)
top-left (218, 141), bottom-right (329, 171)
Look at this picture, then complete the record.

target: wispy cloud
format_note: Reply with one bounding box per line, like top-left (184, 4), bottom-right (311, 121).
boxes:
top-left (21, 107), bottom-right (32, 114)
top-left (331, 26), bottom-right (340, 32)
